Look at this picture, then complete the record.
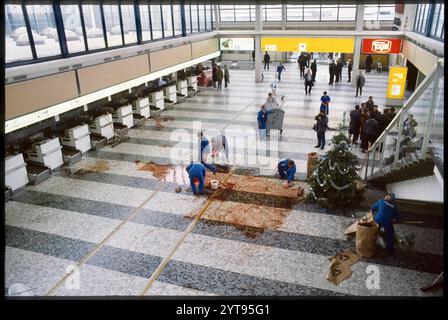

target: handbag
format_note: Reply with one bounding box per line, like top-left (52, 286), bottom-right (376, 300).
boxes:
top-left (312, 123), bottom-right (318, 131)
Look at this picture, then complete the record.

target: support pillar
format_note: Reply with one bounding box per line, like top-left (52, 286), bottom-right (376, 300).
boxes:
top-left (255, 5), bottom-right (263, 83)
top-left (352, 4), bottom-right (364, 88)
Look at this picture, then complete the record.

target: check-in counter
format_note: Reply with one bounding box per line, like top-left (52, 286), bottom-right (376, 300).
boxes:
top-left (177, 80), bottom-right (188, 97)
top-left (164, 85), bottom-right (177, 104)
top-left (113, 104), bottom-right (134, 129)
top-left (5, 153), bottom-right (29, 195)
top-left (25, 137), bottom-right (64, 170)
top-left (187, 76), bottom-right (198, 92)
top-left (150, 90), bottom-right (164, 110)
top-left (60, 124), bottom-right (91, 154)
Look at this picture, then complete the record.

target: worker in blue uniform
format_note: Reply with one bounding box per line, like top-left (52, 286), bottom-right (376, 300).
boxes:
top-left (370, 193), bottom-right (399, 253)
top-left (197, 132), bottom-right (210, 162)
top-left (277, 159), bottom-right (296, 188)
top-left (186, 162), bottom-right (217, 195)
top-left (257, 105), bottom-right (272, 140)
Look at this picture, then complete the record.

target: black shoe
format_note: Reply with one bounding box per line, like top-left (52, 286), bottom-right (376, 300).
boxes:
top-left (314, 145), bottom-right (320, 148)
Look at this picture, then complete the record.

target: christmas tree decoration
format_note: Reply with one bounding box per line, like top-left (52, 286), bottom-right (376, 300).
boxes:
top-left (307, 131), bottom-right (364, 208)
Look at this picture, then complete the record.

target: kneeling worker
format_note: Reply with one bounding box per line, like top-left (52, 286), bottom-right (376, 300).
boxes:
top-left (277, 159), bottom-right (296, 188)
top-left (370, 193), bottom-right (399, 254)
top-left (186, 162), bottom-right (216, 195)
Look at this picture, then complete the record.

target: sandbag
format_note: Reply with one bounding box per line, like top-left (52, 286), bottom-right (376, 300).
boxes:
top-left (344, 211), bottom-right (373, 236)
top-left (307, 152), bottom-right (319, 178)
top-left (356, 218), bottom-right (379, 258)
top-left (326, 258), bottom-right (352, 285)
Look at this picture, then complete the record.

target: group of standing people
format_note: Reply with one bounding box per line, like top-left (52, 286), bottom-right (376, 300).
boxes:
top-left (348, 96), bottom-right (398, 152)
top-left (328, 58), bottom-right (346, 85)
top-left (212, 64), bottom-right (230, 90)
top-left (298, 53), bottom-right (312, 78)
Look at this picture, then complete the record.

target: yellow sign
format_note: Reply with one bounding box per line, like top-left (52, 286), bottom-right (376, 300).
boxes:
top-left (261, 37), bottom-right (355, 53)
top-left (387, 66), bottom-right (408, 99)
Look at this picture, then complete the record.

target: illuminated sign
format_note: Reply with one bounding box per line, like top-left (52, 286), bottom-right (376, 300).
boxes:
top-left (219, 38), bottom-right (254, 51)
top-left (261, 37), bottom-right (355, 53)
top-left (387, 66), bottom-right (408, 99)
top-left (362, 38), bottom-right (402, 54)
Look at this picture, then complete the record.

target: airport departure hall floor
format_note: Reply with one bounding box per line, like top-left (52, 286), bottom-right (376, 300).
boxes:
top-left (5, 62), bottom-right (443, 296)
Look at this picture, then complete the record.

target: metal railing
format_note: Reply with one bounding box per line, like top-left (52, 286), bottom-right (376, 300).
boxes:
top-left (360, 59), bottom-right (444, 180)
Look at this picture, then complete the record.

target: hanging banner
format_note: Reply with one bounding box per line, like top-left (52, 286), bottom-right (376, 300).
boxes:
top-left (261, 37), bottom-right (355, 53)
top-left (219, 38), bottom-right (254, 51)
top-left (387, 66), bottom-right (408, 99)
top-left (362, 38), bottom-right (402, 54)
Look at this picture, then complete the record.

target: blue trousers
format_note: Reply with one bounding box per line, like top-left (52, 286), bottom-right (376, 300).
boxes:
top-left (278, 164), bottom-right (287, 179)
top-left (378, 222), bottom-right (395, 253)
top-left (190, 176), bottom-right (204, 194)
top-left (317, 131), bottom-right (326, 148)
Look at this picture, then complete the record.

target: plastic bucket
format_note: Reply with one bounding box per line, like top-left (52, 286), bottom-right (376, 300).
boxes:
top-left (210, 180), bottom-right (219, 190)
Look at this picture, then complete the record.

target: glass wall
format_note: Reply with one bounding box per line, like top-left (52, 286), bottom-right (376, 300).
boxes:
top-left (414, 3), bottom-right (444, 41)
top-left (82, 4), bottom-right (106, 50)
top-left (139, 5), bottom-right (151, 41)
top-left (121, 5), bottom-right (137, 44)
top-left (26, 4), bottom-right (61, 58)
top-left (150, 5), bottom-right (163, 40)
top-left (262, 5), bottom-right (282, 22)
top-left (364, 4), bottom-right (395, 21)
top-left (103, 4), bottom-right (122, 47)
top-left (286, 4), bottom-right (356, 21)
top-left (3, 3), bottom-right (212, 67)
top-left (219, 5), bottom-right (255, 22)
top-left (61, 5), bottom-right (86, 54)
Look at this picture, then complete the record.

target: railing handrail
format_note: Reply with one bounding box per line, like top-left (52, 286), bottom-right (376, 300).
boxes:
top-left (367, 62), bottom-right (441, 153)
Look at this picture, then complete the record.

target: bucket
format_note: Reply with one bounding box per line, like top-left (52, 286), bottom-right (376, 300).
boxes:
top-left (210, 180), bottom-right (219, 190)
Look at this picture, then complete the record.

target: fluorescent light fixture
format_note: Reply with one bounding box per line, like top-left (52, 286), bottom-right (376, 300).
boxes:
top-left (5, 51), bottom-right (220, 134)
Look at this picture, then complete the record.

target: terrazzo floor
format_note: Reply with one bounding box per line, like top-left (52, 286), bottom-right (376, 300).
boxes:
top-left (5, 61), bottom-right (443, 297)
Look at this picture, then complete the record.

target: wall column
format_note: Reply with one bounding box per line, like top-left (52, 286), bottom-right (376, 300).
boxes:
top-left (352, 4), bottom-right (364, 87)
top-left (255, 5), bottom-right (263, 83)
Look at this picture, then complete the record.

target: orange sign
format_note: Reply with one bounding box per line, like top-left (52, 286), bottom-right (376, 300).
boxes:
top-left (362, 38), bottom-right (402, 54)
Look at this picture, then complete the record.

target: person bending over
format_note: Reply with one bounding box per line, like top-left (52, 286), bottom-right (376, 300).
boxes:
top-left (278, 159), bottom-right (296, 188)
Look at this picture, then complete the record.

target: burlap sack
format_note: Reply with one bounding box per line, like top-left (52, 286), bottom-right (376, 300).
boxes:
top-left (344, 212), bottom-right (374, 236)
top-left (307, 152), bottom-right (319, 178)
top-left (356, 218), bottom-right (379, 258)
top-left (326, 258), bottom-right (352, 285)
top-left (329, 250), bottom-right (359, 266)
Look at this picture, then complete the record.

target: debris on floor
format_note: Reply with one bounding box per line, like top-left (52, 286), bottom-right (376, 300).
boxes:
top-left (135, 161), bottom-right (188, 185)
top-left (175, 187), bottom-right (182, 193)
top-left (327, 257), bottom-right (353, 285)
top-left (327, 250), bottom-right (359, 285)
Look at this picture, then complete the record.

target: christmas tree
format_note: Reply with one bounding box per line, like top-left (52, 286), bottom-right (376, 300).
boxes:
top-left (307, 131), bottom-right (364, 208)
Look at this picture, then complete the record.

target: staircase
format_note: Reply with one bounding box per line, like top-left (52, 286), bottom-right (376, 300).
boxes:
top-left (360, 59), bottom-right (444, 205)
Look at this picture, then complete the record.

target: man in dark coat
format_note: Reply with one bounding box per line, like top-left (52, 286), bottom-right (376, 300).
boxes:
top-left (349, 105), bottom-right (362, 144)
top-left (336, 59), bottom-right (344, 83)
top-left (365, 54), bottom-right (373, 73)
top-left (263, 52), bottom-right (271, 70)
top-left (299, 54), bottom-right (307, 78)
top-left (362, 114), bottom-right (379, 153)
top-left (347, 59), bottom-right (353, 82)
top-left (314, 110), bottom-right (329, 150)
top-left (310, 59), bottom-right (317, 82)
top-left (329, 60), bottom-right (336, 85)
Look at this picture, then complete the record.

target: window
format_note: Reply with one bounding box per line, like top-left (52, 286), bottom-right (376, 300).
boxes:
top-left (26, 5), bottom-right (61, 58)
top-left (219, 5), bottom-right (235, 22)
top-left (150, 5), bottom-right (162, 39)
top-left (103, 4), bottom-right (122, 47)
top-left (191, 4), bottom-right (199, 32)
top-left (338, 5), bottom-right (356, 21)
top-left (205, 4), bottom-right (212, 30)
top-left (303, 5), bottom-right (320, 21)
top-left (161, 5), bottom-right (173, 37)
top-left (321, 5), bottom-right (338, 21)
top-left (235, 5), bottom-right (250, 22)
top-left (414, 3), bottom-right (444, 41)
top-left (82, 4), bottom-right (105, 50)
top-left (172, 5), bottom-right (182, 35)
top-left (61, 5), bottom-right (86, 53)
top-left (184, 5), bottom-right (192, 34)
top-left (364, 4), bottom-right (395, 21)
top-left (121, 5), bottom-right (136, 44)
top-left (198, 5), bottom-right (206, 31)
top-left (5, 4), bottom-right (33, 63)
top-left (287, 5), bottom-right (303, 21)
top-left (263, 5), bottom-right (282, 22)
top-left (139, 5), bottom-right (151, 41)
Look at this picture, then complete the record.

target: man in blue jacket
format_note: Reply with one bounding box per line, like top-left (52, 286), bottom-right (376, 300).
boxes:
top-left (186, 162), bottom-right (216, 195)
top-left (257, 105), bottom-right (272, 140)
top-left (370, 193), bottom-right (399, 253)
top-left (276, 63), bottom-right (286, 81)
top-left (277, 159), bottom-right (296, 188)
